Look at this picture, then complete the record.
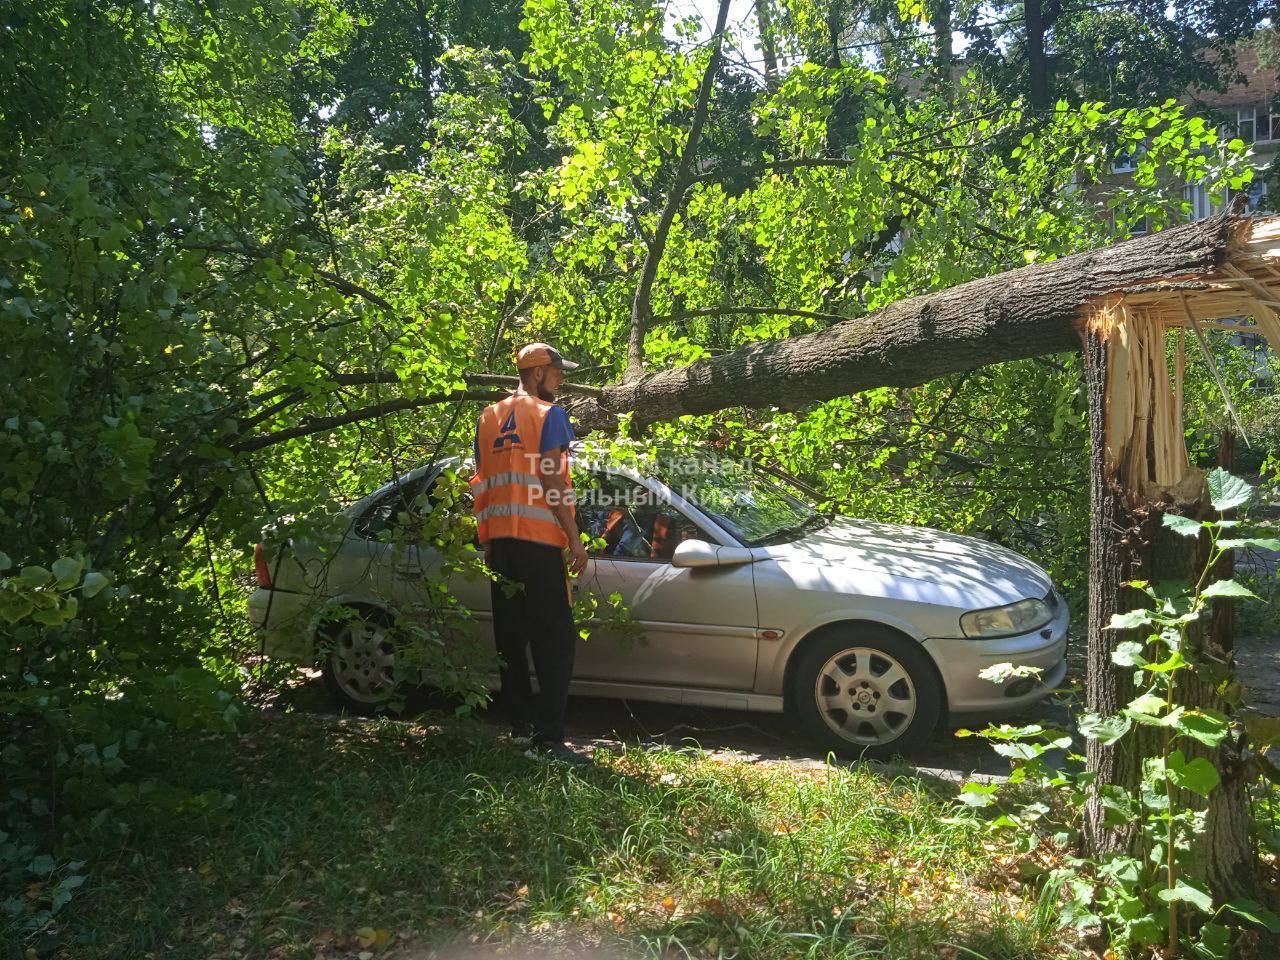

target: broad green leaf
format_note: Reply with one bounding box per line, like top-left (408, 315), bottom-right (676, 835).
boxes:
top-left (20, 565), bottom-right (51, 587)
top-left (1200, 579), bottom-right (1258, 601)
top-left (0, 551), bottom-right (10, 571)
top-left (1125, 692), bottom-right (1165, 716)
top-left (1174, 710), bottom-right (1230, 747)
top-left (51, 556), bottom-right (82, 589)
top-left (1111, 641), bottom-right (1148, 667)
top-left (1243, 713), bottom-right (1280, 748)
top-left (81, 571), bottom-right (109, 598)
top-left (1146, 649), bottom-right (1187, 673)
top-left (27, 854), bottom-right (55, 875)
top-left (1078, 711), bottom-right (1131, 745)
top-left (1157, 881), bottom-right (1214, 914)
top-left (1166, 751), bottom-right (1220, 797)
top-left (992, 741), bottom-right (1043, 761)
top-left (1192, 922), bottom-right (1231, 960)
top-left (1224, 899), bottom-right (1280, 932)
top-left (1206, 467), bottom-right (1251, 513)
top-left (956, 782), bottom-right (998, 806)
top-left (1217, 537), bottom-right (1280, 551)
top-left (1106, 609), bottom-right (1153, 631)
top-left (1162, 512), bottom-right (1202, 537)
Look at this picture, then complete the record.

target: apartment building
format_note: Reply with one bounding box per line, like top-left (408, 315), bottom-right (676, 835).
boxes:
top-left (1185, 42), bottom-right (1276, 216)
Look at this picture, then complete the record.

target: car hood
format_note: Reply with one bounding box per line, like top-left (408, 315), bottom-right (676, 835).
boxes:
top-left (753, 516), bottom-right (1052, 608)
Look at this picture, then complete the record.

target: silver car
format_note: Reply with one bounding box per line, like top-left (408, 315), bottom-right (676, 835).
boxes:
top-left (248, 447), bottom-right (1068, 758)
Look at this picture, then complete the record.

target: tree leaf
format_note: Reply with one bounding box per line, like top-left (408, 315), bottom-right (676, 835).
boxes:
top-left (1161, 512), bottom-right (1202, 537)
top-left (1174, 710), bottom-right (1230, 747)
top-left (0, 551), bottom-right (10, 572)
top-left (1200, 579), bottom-right (1258, 601)
top-left (1205, 467), bottom-right (1251, 513)
top-left (1106, 609), bottom-right (1153, 631)
top-left (19, 565), bottom-right (51, 587)
top-left (1125, 692), bottom-right (1165, 716)
top-left (1224, 899), bottom-right (1280, 932)
top-left (1165, 751), bottom-right (1220, 797)
top-left (51, 557), bottom-right (82, 589)
top-left (1218, 537), bottom-right (1280, 551)
top-left (1078, 711), bottom-right (1131, 745)
top-left (1111, 641), bottom-right (1148, 667)
top-left (1242, 713), bottom-right (1280, 748)
top-left (81, 571), bottom-right (109, 598)
top-left (1145, 649), bottom-right (1187, 673)
top-left (956, 782), bottom-right (998, 806)
top-left (1157, 880), bottom-right (1214, 913)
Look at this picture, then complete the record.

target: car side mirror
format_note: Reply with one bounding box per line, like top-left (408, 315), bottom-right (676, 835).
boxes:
top-left (670, 539), bottom-right (756, 569)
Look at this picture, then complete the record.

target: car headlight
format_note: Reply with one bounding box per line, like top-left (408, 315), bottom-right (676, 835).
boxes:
top-left (960, 597), bottom-right (1053, 639)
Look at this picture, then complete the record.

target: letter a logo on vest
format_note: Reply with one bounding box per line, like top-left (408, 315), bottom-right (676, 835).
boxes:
top-left (493, 410), bottom-right (523, 450)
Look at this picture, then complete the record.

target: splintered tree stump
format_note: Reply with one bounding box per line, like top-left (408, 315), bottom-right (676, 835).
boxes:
top-left (1079, 280), bottom-right (1270, 904)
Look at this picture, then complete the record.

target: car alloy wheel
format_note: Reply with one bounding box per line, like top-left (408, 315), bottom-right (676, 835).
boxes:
top-left (790, 624), bottom-right (942, 759)
top-left (814, 646), bottom-right (917, 746)
top-left (327, 618), bottom-right (398, 707)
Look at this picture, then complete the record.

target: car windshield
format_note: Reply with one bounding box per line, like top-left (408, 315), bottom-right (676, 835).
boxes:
top-left (651, 453), bottom-right (824, 546)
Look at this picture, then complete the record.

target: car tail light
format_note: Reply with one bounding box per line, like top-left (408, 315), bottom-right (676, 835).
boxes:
top-left (254, 543), bottom-right (273, 588)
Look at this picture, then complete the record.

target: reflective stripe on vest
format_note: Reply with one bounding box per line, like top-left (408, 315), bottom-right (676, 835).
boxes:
top-left (472, 470), bottom-right (542, 497)
top-left (471, 395), bottom-right (571, 548)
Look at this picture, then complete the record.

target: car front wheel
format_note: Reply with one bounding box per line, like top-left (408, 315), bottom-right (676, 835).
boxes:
top-left (790, 625), bottom-right (942, 759)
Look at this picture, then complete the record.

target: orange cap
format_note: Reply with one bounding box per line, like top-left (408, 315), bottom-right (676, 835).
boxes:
top-left (515, 342), bottom-right (579, 372)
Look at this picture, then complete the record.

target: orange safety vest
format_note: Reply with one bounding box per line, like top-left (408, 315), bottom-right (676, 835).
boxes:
top-left (471, 394), bottom-right (572, 548)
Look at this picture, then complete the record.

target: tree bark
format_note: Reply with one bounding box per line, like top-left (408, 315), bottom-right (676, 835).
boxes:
top-left (601, 213), bottom-right (1241, 426)
top-left (928, 0), bottom-right (953, 89)
top-left (1081, 332), bottom-right (1262, 903)
top-left (1081, 324), bottom-right (1146, 856)
top-left (1023, 0), bottom-right (1057, 111)
top-left (756, 0), bottom-right (781, 92)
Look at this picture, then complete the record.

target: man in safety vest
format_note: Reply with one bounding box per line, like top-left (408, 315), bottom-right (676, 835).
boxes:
top-left (472, 342), bottom-right (591, 764)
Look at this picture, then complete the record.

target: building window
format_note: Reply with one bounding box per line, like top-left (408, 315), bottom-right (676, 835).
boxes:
top-left (1237, 107), bottom-right (1257, 143)
top-left (1259, 105), bottom-right (1280, 143)
top-left (1112, 145), bottom-right (1141, 173)
top-left (1183, 179), bottom-right (1269, 221)
top-left (1184, 183), bottom-right (1220, 221)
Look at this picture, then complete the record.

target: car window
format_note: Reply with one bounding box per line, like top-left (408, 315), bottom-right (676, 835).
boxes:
top-left (353, 473), bottom-right (435, 541)
top-left (574, 471), bottom-right (706, 561)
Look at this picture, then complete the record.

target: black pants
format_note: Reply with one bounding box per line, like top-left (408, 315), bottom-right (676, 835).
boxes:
top-left (487, 537), bottom-right (576, 744)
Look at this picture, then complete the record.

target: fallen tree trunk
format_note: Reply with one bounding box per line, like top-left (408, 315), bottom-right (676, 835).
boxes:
top-left (599, 213), bottom-right (1248, 426)
top-left (589, 210), bottom-right (1280, 909)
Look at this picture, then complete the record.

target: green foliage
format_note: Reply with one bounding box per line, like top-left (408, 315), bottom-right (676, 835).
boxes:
top-left (0, 0), bottom-right (1271, 950)
top-left (958, 471), bottom-right (1278, 956)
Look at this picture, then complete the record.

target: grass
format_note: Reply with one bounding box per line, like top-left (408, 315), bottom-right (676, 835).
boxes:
top-left (41, 711), bottom-right (1075, 960)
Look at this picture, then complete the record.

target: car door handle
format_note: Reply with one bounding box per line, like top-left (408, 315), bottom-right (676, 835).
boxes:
top-left (394, 565), bottom-right (421, 581)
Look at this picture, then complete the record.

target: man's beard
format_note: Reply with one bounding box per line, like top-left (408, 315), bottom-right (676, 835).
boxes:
top-left (536, 382), bottom-right (557, 402)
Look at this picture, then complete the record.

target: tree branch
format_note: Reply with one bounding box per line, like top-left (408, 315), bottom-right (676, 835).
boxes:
top-left (176, 241), bottom-right (399, 313)
top-left (231, 390), bottom-right (506, 453)
top-left (626, 0), bottom-right (733, 380)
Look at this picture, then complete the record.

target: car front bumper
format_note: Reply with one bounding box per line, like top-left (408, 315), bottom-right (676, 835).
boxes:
top-left (923, 593), bottom-right (1070, 714)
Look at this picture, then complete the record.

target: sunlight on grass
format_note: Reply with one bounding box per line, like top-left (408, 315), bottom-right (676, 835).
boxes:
top-left (62, 714), bottom-right (1070, 959)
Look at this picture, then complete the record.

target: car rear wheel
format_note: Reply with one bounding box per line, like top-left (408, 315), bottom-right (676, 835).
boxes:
top-left (790, 625), bottom-right (942, 759)
top-left (320, 611), bottom-right (407, 714)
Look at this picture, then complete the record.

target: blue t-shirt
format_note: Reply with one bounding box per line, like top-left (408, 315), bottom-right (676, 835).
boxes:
top-left (473, 402), bottom-right (574, 460)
